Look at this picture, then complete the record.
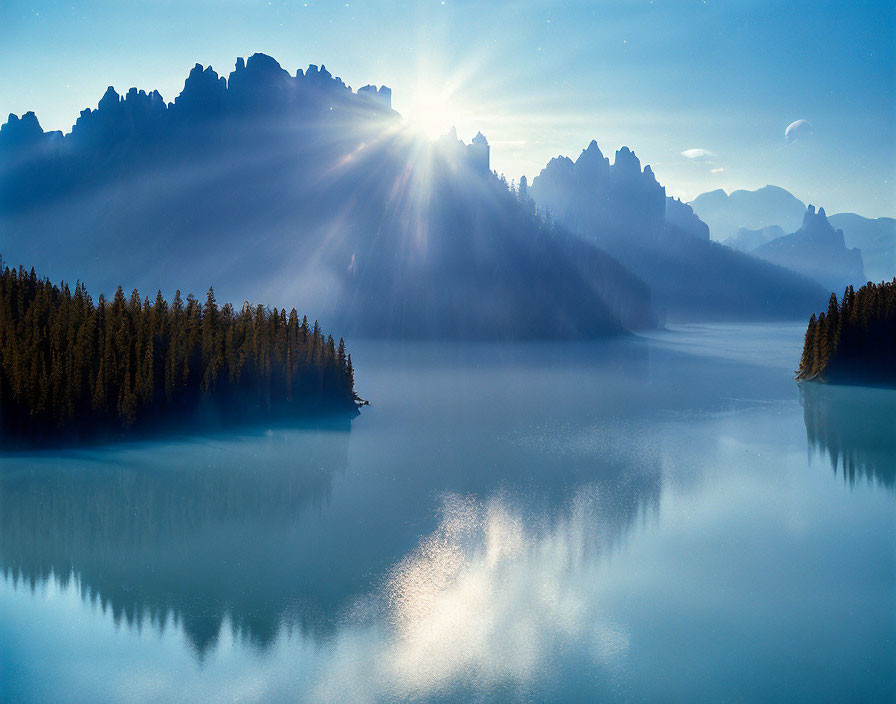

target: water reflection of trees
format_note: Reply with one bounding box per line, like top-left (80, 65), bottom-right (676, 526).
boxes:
top-left (0, 421), bottom-right (350, 654)
top-left (0, 410), bottom-right (666, 663)
top-left (801, 383), bottom-right (896, 490)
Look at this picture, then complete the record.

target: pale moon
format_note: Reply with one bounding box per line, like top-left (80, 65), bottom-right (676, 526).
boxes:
top-left (785, 119), bottom-right (813, 143)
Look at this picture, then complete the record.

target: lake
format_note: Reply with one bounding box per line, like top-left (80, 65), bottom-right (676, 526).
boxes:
top-left (1, 323), bottom-right (894, 703)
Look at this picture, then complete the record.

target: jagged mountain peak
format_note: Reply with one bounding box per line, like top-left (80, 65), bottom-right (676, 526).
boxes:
top-left (98, 86), bottom-right (120, 109)
top-left (613, 145), bottom-right (641, 172)
top-left (526, 139), bottom-right (828, 320)
top-left (247, 52), bottom-right (286, 72)
top-left (176, 63), bottom-right (227, 109)
top-left (541, 155), bottom-right (576, 174)
top-left (666, 196), bottom-right (709, 240)
top-left (800, 204), bottom-right (842, 245)
top-left (530, 140), bottom-right (671, 245)
top-left (753, 203), bottom-right (864, 290)
top-left (804, 203), bottom-right (828, 222)
top-left (1, 111), bottom-right (43, 143)
top-left (0, 52), bottom-right (396, 149)
top-left (0, 111), bottom-right (49, 154)
top-left (577, 139), bottom-right (605, 161)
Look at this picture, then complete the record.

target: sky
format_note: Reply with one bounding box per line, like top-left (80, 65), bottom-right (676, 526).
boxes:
top-left (1, 0), bottom-right (894, 217)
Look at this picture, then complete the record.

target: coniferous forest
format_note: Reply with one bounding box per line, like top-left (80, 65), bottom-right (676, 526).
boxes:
top-left (0, 262), bottom-right (359, 443)
top-left (796, 278), bottom-right (896, 386)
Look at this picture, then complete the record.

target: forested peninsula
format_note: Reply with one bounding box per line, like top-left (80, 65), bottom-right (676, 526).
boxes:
top-left (797, 278), bottom-right (896, 387)
top-left (0, 262), bottom-right (361, 444)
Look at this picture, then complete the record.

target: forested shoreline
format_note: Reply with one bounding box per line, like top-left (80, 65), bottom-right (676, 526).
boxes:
top-left (797, 278), bottom-right (896, 387)
top-left (0, 262), bottom-right (360, 444)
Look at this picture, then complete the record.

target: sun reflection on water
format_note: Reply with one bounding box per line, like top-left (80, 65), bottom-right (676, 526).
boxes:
top-left (313, 489), bottom-right (630, 701)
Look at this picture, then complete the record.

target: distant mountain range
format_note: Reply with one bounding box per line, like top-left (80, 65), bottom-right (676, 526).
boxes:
top-left (0, 53), bottom-right (656, 339)
top-left (528, 143), bottom-right (826, 320)
top-left (689, 185), bottom-right (895, 284)
top-left (689, 186), bottom-right (807, 241)
top-left (752, 206), bottom-right (864, 293)
top-left (725, 225), bottom-right (786, 253)
top-left (827, 213), bottom-right (895, 284)
top-left (2, 53), bottom-right (846, 334)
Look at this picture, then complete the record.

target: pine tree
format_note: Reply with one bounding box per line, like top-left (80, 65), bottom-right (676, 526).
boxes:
top-left (0, 265), bottom-right (361, 440)
top-left (798, 278), bottom-right (896, 384)
top-left (799, 314), bottom-right (817, 377)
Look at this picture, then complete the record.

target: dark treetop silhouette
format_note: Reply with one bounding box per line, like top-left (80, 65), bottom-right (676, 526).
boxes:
top-left (0, 53), bottom-right (656, 339)
top-left (0, 262), bottom-right (359, 443)
top-left (796, 278), bottom-right (896, 387)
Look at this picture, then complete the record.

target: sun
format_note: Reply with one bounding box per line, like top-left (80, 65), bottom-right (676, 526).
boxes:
top-left (404, 88), bottom-right (459, 141)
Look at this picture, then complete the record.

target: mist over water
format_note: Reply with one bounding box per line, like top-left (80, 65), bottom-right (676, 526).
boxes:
top-left (1, 324), bottom-right (894, 703)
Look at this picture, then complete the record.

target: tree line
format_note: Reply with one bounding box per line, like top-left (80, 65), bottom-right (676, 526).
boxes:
top-left (0, 261), bottom-right (359, 441)
top-left (797, 278), bottom-right (896, 386)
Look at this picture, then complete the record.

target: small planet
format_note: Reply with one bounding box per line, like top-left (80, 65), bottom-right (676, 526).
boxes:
top-left (785, 119), bottom-right (813, 143)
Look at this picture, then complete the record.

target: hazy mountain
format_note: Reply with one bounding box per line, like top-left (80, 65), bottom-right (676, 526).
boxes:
top-left (0, 53), bottom-right (658, 339)
top-left (528, 143), bottom-right (827, 320)
top-left (689, 186), bottom-right (807, 241)
top-left (530, 141), bottom-right (667, 240)
top-left (666, 196), bottom-right (710, 240)
top-left (827, 213), bottom-right (895, 283)
top-left (753, 205), bottom-right (865, 292)
top-left (723, 225), bottom-right (786, 253)
top-left (690, 184), bottom-right (894, 282)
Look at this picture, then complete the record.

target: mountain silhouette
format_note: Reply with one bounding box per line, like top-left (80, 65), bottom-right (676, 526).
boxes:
top-left (690, 185), bottom-right (894, 283)
top-left (0, 54), bottom-right (657, 338)
top-left (753, 205), bottom-right (865, 292)
top-left (666, 196), bottom-right (710, 240)
top-left (723, 225), bottom-right (786, 253)
top-left (528, 143), bottom-right (827, 320)
top-left (688, 185), bottom-right (807, 241)
top-left (827, 213), bottom-right (895, 283)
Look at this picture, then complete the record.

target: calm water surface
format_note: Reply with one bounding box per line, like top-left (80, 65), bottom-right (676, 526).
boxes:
top-left (1, 323), bottom-right (894, 703)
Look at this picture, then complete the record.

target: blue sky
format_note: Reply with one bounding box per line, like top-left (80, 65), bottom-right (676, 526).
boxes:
top-left (1, 0), bottom-right (893, 216)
